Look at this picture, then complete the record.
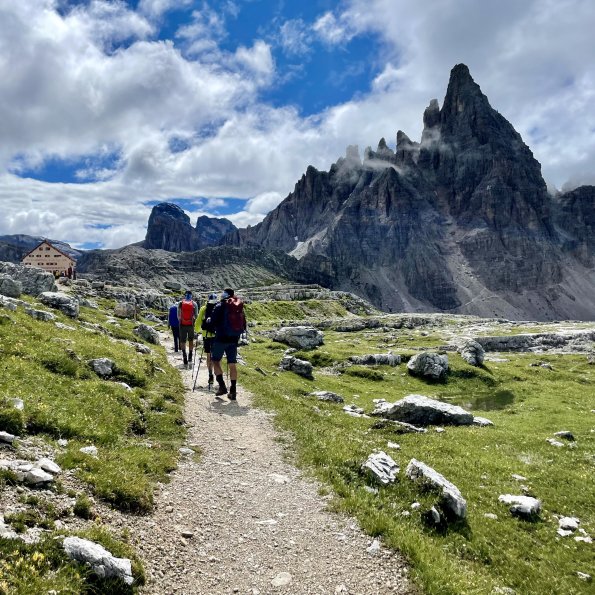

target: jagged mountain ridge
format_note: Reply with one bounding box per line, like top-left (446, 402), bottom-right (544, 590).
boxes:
top-left (223, 64), bottom-right (595, 320)
top-left (143, 203), bottom-right (236, 251)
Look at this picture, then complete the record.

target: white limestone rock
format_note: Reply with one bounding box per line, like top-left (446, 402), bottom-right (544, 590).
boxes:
top-left (406, 458), bottom-right (467, 519)
top-left (273, 326), bottom-right (324, 350)
top-left (88, 358), bottom-right (115, 378)
top-left (498, 494), bottom-right (541, 518)
top-left (372, 394), bottom-right (473, 426)
top-left (38, 292), bottom-right (79, 318)
top-left (310, 391), bottom-right (344, 403)
top-left (407, 352), bottom-right (448, 380)
top-left (63, 537), bottom-right (134, 585)
top-left (362, 451), bottom-right (399, 485)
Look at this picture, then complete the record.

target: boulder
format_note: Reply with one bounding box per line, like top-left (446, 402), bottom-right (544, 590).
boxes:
top-left (273, 326), bottom-right (324, 350)
top-left (362, 451), bottom-right (399, 485)
top-left (24, 468), bottom-right (54, 486)
top-left (88, 358), bottom-right (115, 378)
top-left (343, 404), bottom-right (365, 417)
top-left (25, 307), bottom-right (56, 322)
top-left (63, 537), bottom-right (134, 585)
top-left (406, 459), bottom-right (467, 519)
top-left (133, 324), bottom-right (160, 345)
top-left (349, 353), bottom-right (401, 366)
top-left (460, 340), bottom-right (485, 366)
top-left (114, 302), bottom-right (136, 319)
top-left (38, 292), bottom-right (79, 318)
top-left (498, 494), bottom-right (541, 518)
top-left (164, 281), bottom-right (182, 291)
top-left (279, 355), bottom-right (314, 379)
top-left (91, 281), bottom-right (105, 289)
top-left (310, 391), bottom-right (344, 403)
top-left (0, 295), bottom-right (17, 311)
top-left (407, 352), bottom-right (449, 380)
top-left (0, 262), bottom-right (57, 296)
top-left (9, 398), bottom-right (24, 411)
top-left (0, 276), bottom-right (22, 298)
top-left (34, 458), bottom-right (61, 475)
top-left (371, 394), bottom-right (473, 426)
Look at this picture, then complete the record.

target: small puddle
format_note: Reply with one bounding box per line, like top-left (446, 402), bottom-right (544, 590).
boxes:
top-left (465, 389), bottom-right (515, 411)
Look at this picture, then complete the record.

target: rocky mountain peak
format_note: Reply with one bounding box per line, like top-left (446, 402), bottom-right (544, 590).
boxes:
top-left (144, 203), bottom-right (237, 252)
top-left (423, 99), bottom-right (440, 129)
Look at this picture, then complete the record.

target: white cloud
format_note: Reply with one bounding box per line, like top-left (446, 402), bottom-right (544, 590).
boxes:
top-left (0, 0), bottom-right (594, 250)
top-left (138, 0), bottom-right (192, 19)
top-left (278, 19), bottom-right (312, 56)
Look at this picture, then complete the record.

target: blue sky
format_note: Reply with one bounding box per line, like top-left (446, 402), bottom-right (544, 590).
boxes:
top-left (0, 0), bottom-right (594, 248)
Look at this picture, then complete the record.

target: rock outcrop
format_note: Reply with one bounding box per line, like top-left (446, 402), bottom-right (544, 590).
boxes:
top-left (273, 326), bottom-right (324, 350)
top-left (0, 262), bottom-right (57, 296)
top-left (38, 292), bottom-right (79, 318)
top-left (407, 353), bottom-right (449, 380)
top-left (143, 203), bottom-right (236, 252)
top-left (372, 395), bottom-right (473, 426)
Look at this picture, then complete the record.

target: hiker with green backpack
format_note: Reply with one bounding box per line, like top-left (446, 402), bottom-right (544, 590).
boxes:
top-left (196, 292), bottom-right (218, 386)
top-left (206, 288), bottom-right (246, 400)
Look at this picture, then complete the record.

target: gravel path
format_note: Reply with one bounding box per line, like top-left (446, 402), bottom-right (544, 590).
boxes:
top-left (134, 340), bottom-right (413, 594)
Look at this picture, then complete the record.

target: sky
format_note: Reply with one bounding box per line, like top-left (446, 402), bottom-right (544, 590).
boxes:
top-left (0, 0), bottom-right (594, 250)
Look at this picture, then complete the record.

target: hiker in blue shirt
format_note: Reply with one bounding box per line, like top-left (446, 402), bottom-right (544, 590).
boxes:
top-left (167, 301), bottom-right (180, 353)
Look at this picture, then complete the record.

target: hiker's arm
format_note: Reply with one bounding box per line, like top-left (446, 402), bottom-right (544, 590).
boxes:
top-left (177, 303), bottom-right (181, 323)
top-left (197, 306), bottom-right (205, 329)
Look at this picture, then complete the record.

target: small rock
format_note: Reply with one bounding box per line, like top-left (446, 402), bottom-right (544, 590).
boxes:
top-left (133, 324), bottom-right (160, 345)
top-left (179, 447), bottom-right (194, 456)
top-left (34, 458), bottom-right (61, 475)
top-left (574, 535), bottom-right (592, 544)
top-left (9, 398), bottom-right (24, 411)
top-left (407, 352), bottom-right (448, 380)
top-left (557, 528), bottom-right (573, 537)
top-left (268, 474), bottom-right (290, 484)
top-left (363, 486), bottom-right (378, 495)
top-left (473, 416), bottom-right (494, 427)
top-left (576, 572), bottom-right (592, 582)
top-left (24, 468), bottom-right (54, 486)
top-left (279, 355), bottom-right (313, 379)
top-left (546, 438), bottom-right (564, 448)
top-left (511, 474), bottom-right (527, 481)
top-left (429, 506), bottom-right (441, 525)
top-left (484, 513), bottom-right (498, 520)
top-left (460, 339), bottom-right (485, 366)
top-left (0, 431), bottom-right (15, 444)
top-left (57, 439), bottom-right (68, 447)
top-left (411, 502), bottom-right (421, 510)
top-left (310, 391), bottom-right (344, 403)
top-left (63, 537), bottom-right (133, 585)
top-left (88, 358), bottom-right (115, 378)
top-left (366, 538), bottom-right (381, 555)
top-left (80, 445), bottom-right (98, 457)
top-left (362, 451), bottom-right (399, 486)
top-left (271, 572), bottom-right (293, 587)
top-left (558, 516), bottom-right (580, 531)
top-left (387, 441), bottom-right (400, 450)
top-left (435, 427), bottom-right (445, 433)
top-left (181, 530), bottom-right (194, 539)
top-left (553, 430), bottom-right (575, 441)
top-left (343, 404), bottom-right (365, 417)
top-left (498, 494), bottom-right (541, 518)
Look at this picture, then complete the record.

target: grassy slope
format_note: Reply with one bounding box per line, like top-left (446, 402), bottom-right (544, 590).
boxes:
top-left (0, 298), bottom-right (185, 593)
top-left (240, 326), bottom-right (594, 594)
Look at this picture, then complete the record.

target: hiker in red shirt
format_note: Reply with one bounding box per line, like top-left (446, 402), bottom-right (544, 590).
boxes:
top-left (208, 288), bottom-right (246, 400)
top-left (177, 290), bottom-right (199, 368)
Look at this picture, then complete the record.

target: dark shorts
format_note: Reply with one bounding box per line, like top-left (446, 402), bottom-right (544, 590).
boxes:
top-left (179, 325), bottom-right (195, 343)
top-left (211, 341), bottom-right (238, 364)
top-left (203, 337), bottom-right (213, 353)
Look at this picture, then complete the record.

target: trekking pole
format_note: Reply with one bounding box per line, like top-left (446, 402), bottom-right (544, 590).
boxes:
top-left (192, 345), bottom-right (204, 392)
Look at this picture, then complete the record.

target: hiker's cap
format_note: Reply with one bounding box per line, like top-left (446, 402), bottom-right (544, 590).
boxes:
top-left (208, 292), bottom-right (218, 303)
top-left (221, 291), bottom-right (230, 299)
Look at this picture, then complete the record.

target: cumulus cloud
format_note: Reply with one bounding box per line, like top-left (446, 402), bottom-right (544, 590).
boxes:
top-left (0, 0), bottom-right (594, 249)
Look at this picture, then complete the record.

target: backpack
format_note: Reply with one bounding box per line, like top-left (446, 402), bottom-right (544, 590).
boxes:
top-left (201, 302), bottom-right (216, 331)
top-left (180, 299), bottom-right (195, 326)
top-left (223, 297), bottom-right (246, 337)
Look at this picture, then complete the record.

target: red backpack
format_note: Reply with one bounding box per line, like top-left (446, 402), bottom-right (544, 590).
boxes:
top-left (223, 297), bottom-right (246, 337)
top-left (180, 300), bottom-right (195, 326)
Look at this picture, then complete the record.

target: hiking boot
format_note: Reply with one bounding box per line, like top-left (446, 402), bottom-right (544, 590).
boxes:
top-left (227, 387), bottom-right (237, 401)
top-left (208, 373), bottom-right (214, 385)
top-left (182, 353), bottom-right (188, 366)
top-left (215, 384), bottom-right (227, 396)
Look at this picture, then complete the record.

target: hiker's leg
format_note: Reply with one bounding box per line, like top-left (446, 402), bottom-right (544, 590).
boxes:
top-left (229, 363), bottom-right (237, 381)
top-left (172, 327), bottom-right (179, 352)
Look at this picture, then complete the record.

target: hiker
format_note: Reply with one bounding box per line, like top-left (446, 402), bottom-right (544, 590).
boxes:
top-left (196, 292), bottom-right (218, 386)
top-left (178, 290), bottom-right (199, 368)
top-left (167, 301), bottom-right (180, 353)
top-left (67, 266), bottom-right (72, 279)
top-left (208, 288), bottom-right (246, 400)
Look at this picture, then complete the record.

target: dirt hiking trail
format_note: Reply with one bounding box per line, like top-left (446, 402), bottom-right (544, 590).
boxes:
top-left (133, 338), bottom-right (413, 594)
